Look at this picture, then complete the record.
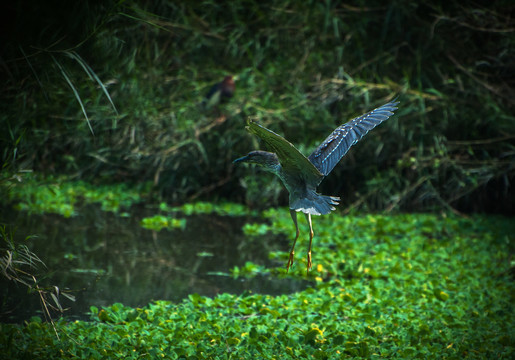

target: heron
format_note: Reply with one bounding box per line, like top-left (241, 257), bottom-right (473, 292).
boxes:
top-left (233, 99), bottom-right (399, 273)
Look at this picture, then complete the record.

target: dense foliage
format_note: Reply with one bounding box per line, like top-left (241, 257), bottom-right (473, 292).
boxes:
top-left (1, 0), bottom-right (514, 214)
top-left (1, 211), bottom-right (513, 358)
top-left (1, 2), bottom-right (513, 357)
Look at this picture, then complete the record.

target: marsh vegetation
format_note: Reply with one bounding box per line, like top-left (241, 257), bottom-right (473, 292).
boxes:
top-left (1, 0), bottom-right (513, 358)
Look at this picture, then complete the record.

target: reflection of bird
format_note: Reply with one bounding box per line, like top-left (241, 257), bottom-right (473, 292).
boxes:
top-left (203, 75), bottom-right (235, 109)
top-left (234, 100), bottom-right (399, 273)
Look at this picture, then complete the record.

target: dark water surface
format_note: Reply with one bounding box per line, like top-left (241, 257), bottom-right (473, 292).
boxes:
top-left (0, 204), bottom-right (308, 323)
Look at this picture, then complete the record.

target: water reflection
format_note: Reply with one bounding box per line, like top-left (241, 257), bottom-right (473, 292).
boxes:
top-left (0, 204), bottom-right (309, 323)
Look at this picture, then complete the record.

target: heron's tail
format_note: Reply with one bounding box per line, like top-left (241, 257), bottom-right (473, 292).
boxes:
top-left (290, 192), bottom-right (340, 216)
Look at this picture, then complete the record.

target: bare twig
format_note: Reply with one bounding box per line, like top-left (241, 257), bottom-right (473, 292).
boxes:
top-left (447, 54), bottom-right (515, 105)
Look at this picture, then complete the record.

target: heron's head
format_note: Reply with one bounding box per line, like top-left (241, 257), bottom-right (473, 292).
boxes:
top-left (233, 151), bottom-right (280, 172)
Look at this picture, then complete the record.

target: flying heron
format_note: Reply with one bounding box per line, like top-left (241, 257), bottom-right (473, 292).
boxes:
top-left (234, 99), bottom-right (399, 273)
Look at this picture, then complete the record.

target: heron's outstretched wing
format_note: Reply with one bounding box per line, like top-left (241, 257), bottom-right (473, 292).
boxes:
top-left (308, 100), bottom-right (399, 176)
top-left (246, 119), bottom-right (324, 185)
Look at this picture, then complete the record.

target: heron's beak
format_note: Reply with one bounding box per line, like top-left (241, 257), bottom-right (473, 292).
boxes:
top-left (233, 155), bottom-right (249, 164)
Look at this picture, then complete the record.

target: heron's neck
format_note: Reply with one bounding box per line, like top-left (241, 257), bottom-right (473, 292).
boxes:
top-left (262, 162), bottom-right (281, 175)
top-left (259, 152), bottom-right (281, 175)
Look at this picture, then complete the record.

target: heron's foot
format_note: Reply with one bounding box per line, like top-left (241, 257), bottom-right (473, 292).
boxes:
top-left (306, 251), bottom-right (312, 274)
top-left (286, 250), bottom-right (295, 272)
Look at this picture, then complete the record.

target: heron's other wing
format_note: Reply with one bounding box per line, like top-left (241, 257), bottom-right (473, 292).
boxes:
top-left (308, 100), bottom-right (399, 176)
top-left (246, 119), bottom-right (324, 185)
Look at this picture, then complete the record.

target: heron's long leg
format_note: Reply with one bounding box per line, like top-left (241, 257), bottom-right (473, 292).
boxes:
top-left (286, 209), bottom-right (300, 272)
top-left (305, 213), bottom-right (314, 274)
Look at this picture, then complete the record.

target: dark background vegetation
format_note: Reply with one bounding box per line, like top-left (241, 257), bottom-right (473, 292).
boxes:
top-left (1, 0), bottom-right (514, 214)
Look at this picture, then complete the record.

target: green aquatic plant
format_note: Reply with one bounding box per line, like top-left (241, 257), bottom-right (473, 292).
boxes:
top-left (3, 173), bottom-right (149, 216)
top-left (0, 213), bottom-right (512, 358)
top-left (140, 215), bottom-right (186, 231)
top-left (141, 201), bottom-right (258, 232)
top-left (164, 201), bottom-right (259, 217)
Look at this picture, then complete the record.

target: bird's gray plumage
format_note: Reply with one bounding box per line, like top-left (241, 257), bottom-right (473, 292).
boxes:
top-left (234, 99), bottom-right (399, 216)
top-left (308, 100), bottom-right (399, 176)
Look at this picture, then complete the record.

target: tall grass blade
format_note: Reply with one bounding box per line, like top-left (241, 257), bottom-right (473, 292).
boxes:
top-left (52, 56), bottom-right (95, 136)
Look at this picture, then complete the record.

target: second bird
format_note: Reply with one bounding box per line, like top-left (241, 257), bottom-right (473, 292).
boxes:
top-left (234, 99), bottom-right (399, 274)
top-left (203, 75), bottom-right (235, 109)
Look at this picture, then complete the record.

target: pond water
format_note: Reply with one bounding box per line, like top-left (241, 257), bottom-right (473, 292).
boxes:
top-left (0, 204), bottom-right (309, 323)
